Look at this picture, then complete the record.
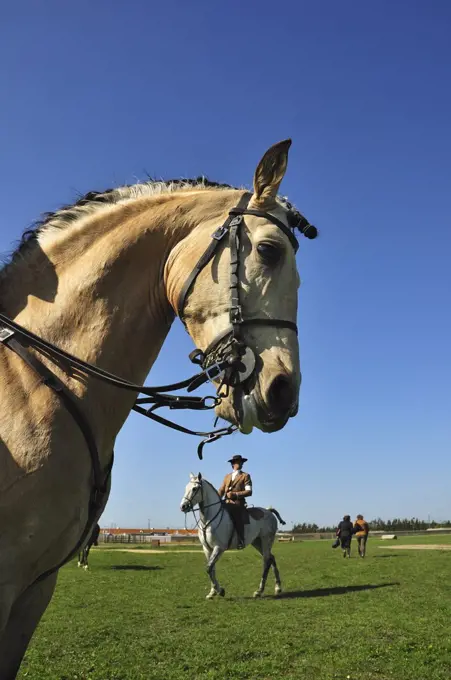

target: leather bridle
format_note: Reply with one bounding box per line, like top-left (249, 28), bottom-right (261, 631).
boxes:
top-left (182, 476), bottom-right (224, 551)
top-left (171, 192), bottom-right (317, 436)
top-left (0, 190), bottom-right (316, 580)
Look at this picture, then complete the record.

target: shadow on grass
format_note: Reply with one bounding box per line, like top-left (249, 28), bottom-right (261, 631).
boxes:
top-left (373, 554), bottom-right (408, 559)
top-left (109, 565), bottom-right (163, 572)
top-left (272, 582), bottom-right (400, 600)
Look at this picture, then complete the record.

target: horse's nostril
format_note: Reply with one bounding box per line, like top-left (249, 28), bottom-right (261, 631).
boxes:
top-left (267, 375), bottom-right (296, 416)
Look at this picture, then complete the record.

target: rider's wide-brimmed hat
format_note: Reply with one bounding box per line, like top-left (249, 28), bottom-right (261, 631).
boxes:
top-left (228, 454), bottom-right (248, 465)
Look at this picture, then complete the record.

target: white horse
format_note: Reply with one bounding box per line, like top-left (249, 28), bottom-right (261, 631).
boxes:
top-left (180, 473), bottom-right (285, 599)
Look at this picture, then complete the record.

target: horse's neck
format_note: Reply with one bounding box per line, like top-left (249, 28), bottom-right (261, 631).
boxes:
top-left (3, 194), bottom-right (211, 457)
top-left (200, 480), bottom-right (221, 522)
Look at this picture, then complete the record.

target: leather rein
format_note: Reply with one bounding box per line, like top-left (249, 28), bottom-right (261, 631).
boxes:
top-left (0, 191), bottom-right (316, 579)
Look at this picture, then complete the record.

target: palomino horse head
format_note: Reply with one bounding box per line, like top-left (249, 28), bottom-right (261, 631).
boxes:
top-left (166, 140), bottom-right (309, 434)
top-left (180, 473), bottom-right (203, 513)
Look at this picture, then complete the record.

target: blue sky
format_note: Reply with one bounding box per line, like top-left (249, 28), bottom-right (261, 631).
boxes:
top-left (1, 1), bottom-right (450, 529)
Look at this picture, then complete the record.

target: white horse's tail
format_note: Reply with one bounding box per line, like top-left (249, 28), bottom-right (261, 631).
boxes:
top-left (268, 507), bottom-right (286, 526)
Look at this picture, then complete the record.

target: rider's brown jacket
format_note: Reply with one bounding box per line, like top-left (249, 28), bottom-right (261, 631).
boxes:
top-left (218, 472), bottom-right (252, 507)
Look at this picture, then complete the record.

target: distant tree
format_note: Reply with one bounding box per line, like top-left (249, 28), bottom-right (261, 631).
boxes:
top-left (292, 517), bottom-right (451, 533)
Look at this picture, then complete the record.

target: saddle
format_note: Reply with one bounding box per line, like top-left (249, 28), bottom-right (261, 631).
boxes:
top-left (223, 504), bottom-right (266, 550)
top-left (224, 504), bottom-right (266, 524)
top-left (247, 507), bottom-right (265, 521)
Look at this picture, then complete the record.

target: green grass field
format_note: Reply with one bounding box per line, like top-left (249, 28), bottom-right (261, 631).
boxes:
top-left (18, 537), bottom-right (451, 680)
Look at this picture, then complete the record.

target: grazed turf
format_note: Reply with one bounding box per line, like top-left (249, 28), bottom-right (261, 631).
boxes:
top-left (18, 538), bottom-right (451, 680)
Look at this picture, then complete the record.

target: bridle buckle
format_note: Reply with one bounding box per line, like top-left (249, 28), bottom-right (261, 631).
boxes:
top-left (211, 226), bottom-right (228, 241)
top-left (205, 362), bottom-right (225, 383)
top-left (0, 327), bottom-right (14, 343)
top-left (229, 215), bottom-right (243, 228)
top-left (230, 305), bottom-right (243, 324)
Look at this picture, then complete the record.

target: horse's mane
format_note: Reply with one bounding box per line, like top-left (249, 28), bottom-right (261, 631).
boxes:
top-left (0, 177), bottom-right (235, 276)
top-left (201, 477), bottom-right (221, 499)
top-left (0, 174), bottom-right (302, 289)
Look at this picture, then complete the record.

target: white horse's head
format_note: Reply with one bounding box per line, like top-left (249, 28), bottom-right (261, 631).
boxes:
top-left (180, 473), bottom-right (203, 513)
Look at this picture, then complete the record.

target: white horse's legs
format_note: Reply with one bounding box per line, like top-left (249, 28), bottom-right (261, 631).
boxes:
top-left (254, 556), bottom-right (272, 598)
top-left (202, 546), bottom-right (215, 599)
top-left (0, 572), bottom-right (57, 680)
top-left (272, 552), bottom-right (282, 595)
top-left (204, 546), bottom-right (224, 599)
top-left (252, 535), bottom-right (281, 597)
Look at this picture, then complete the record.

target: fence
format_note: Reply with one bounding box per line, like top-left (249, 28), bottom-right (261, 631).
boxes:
top-left (99, 532), bottom-right (199, 545)
top-left (99, 528), bottom-right (451, 545)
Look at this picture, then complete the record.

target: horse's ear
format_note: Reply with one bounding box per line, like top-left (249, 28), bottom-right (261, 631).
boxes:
top-left (198, 472), bottom-right (202, 481)
top-left (252, 139), bottom-right (291, 206)
top-left (189, 472), bottom-right (195, 480)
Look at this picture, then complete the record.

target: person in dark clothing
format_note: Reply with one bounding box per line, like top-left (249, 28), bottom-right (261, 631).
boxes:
top-left (336, 515), bottom-right (354, 558)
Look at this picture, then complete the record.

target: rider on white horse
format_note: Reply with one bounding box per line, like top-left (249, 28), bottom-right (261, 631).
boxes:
top-left (180, 472), bottom-right (286, 599)
top-left (218, 454), bottom-right (252, 550)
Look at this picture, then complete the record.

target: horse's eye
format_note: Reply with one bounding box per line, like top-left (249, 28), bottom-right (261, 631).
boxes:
top-left (257, 242), bottom-right (282, 265)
